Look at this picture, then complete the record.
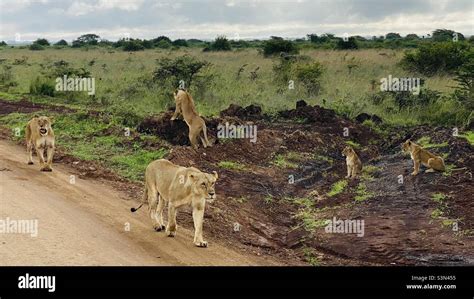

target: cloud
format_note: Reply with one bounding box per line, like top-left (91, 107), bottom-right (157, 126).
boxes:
top-left (0, 0), bottom-right (472, 41)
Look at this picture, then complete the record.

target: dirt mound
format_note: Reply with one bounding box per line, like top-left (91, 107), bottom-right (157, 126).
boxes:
top-left (278, 103), bottom-right (337, 123)
top-left (355, 113), bottom-right (383, 124)
top-left (137, 110), bottom-right (190, 145)
top-left (220, 104), bottom-right (263, 120)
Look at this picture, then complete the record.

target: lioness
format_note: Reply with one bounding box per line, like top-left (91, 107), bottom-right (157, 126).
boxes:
top-left (131, 159), bottom-right (218, 247)
top-left (401, 139), bottom-right (445, 175)
top-left (342, 146), bottom-right (362, 178)
top-left (171, 89), bottom-right (210, 149)
top-left (25, 116), bottom-right (55, 172)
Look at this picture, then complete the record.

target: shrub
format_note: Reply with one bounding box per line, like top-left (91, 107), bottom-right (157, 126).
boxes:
top-left (209, 36), bottom-right (232, 51)
top-left (294, 62), bottom-right (324, 95)
top-left (172, 39), bottom-right (188, 47)
top-left (29, 43), bottom-right (44, 51)
top-left (401, 42), bottom-right (472, 75)
top-left (29, 77), bottom-right (55, 96)
top-left (34, 38), bottom-right (50, 46)
top-left (123, 40), bottom-right (145, 51)
top-left (55, 39), bottom-right (68, 46)
top-left (262, 38), bottom-right (299, 57)
top-left (152, 55), bottom-right (211, 89)
top-left (335, 37), bottom-right (358, 50)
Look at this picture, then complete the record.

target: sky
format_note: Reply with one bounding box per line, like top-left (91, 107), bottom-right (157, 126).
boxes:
top-left (0, 0), bottom-right (473, 42)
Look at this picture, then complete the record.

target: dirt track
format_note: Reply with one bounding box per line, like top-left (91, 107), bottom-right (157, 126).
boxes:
top-left (0, 140), bottom-right (278, 266)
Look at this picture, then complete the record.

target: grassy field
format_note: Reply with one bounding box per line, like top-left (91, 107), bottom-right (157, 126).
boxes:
top-left (0, 47), bottom-right (460, 125)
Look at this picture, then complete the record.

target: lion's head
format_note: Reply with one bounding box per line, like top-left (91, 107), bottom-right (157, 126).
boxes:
top-left (401, 139), bottom-right (412, 152)
top-left (36, 116), bottom-right (53, 136)
top-left (189, 171), bottom-right (218, 203)
top-left (342, 146), bottom-right (355, 157)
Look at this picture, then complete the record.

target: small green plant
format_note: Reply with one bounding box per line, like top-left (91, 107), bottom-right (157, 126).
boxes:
top-left (431, 208), bottom-right (444, 219)
top-left (263, 195), bottom-right (274, 204)
top-left (327, 179), bottom-right (348, 197)
top-left (272, 152), bottom-right (301, 169)
top-left (432, 192), bottom-right (447, 203)
top-left (458, 131), bottom-right (474, 145)
top-left (354, 182), bottom-right (374, 201)
top-left (217, 160), bottom-right (246, 171)
top-left (416, 136), bottom-right (448, 149)
top-left (302, 247), bottom-right (321, 266)
top-left (345, 140), bottom-right (361, 149)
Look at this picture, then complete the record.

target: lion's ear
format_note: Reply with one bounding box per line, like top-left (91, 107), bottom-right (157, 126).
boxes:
top-left (212, 171), bottom-right (218, 180)
top-left (407, 140), bottom-right (411, 146)
top-left (49, 116), bottom-right (55, 124)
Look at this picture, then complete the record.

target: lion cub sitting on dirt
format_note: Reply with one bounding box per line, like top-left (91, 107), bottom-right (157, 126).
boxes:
top-left (401, 139), bottom-right (445, 175)
top-left (342, 146), bottom-right (362, 178)
top-left (25, 116), bottom-right (55, 172)
top-left (131, 159), bottom-right (218, 247)
top-left (171, 89), bottom-right (210, 149)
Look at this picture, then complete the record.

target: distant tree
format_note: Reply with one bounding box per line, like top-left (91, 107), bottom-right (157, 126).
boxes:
top-left (0, 41), bottom-right (7, 46)
top-left (172, 39), bottom-right (188, 47)
top-left (385, 33), bottom-right (401, 40)
top-left (209, 36), bottom-right (231, 51)
top-left (152, 36), bottom-right (172, 45)
top-left (72, 34), bottom-right (100, 47)
top-left (335, 37), bottom-right (358, 50)
top-left (262, 38), bottom-right (298, 57)
top-left (405, 34), bottom-right (419, 40)
top-left (122, 40), bottom-right (145, 51)
top-left (34, 38), bottom-right (50, 46)
top-left (432, 29), bottom-right (465, 42)
top-left (55, 39), bottom-right (68, 46)
top-left (29, 43), bottom-right (44, 51)
top-left (307, 34), bottom-right (320, 43)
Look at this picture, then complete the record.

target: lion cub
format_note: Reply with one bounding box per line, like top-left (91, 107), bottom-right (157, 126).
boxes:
top-left (171, 89), bottom-right (210, 149)
top-left (342, 146), bottom-right (362, 178)
top-left (131, 159), bottom-right (218, 248)
top-left (25, 116), bottom-right (55, 172)
top-left (401, 139), bottom-right (445, 175)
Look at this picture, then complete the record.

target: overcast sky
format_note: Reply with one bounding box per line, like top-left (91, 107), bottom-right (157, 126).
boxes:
top-left (1, 0), bottom-right (473, 41)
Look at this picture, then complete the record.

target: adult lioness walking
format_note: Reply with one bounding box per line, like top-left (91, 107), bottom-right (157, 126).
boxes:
top-left (131, 159), bottom-right (218, 247)
top-left (25, 116), bottom-right (55, 172)
top-left (171, 89), bottom-right (211, 149)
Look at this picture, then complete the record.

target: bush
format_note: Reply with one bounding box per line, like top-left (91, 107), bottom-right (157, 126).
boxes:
top-left (123, 40), bottom-right (145, 51)
top-left (29, 43), bottom-right (44, 51)
top-left (29, 77), bottom-right (55, 96)
top-left (209, 36), bottom-right (231, 51)
top-left (172, 39), bottom-right (188, 47)
top-left (294, 62), bottom-right (324, 95)
top-left (262, 38), bottom-right (299, 57)
top-left (152, 55), bottom-right (211, 89)
top-left (155, 39), bottom-right (172, 49)
top-left (55, 39), bottom-right (68, 46)
top-left (401, 42), bottom-right (472, 75)
top-left (34, 38), bottom-right (50, 46)
top-left (335, 37), bottom-right (358, 50)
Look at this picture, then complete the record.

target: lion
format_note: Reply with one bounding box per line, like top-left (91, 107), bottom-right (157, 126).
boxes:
top-left (342, 146), bottom-right (362, 178)
top-left (25, 116), bottom-right (55, 172)
top-left (171, 89), bottom-right (210, 149)
top-left (131, 159), bottom-right (218, 247)
top-left (401, 139), bottom-right (445, 175)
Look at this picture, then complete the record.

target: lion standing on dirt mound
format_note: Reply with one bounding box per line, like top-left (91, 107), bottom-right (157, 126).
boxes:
top-left (131, 159), bottom-right (218, 248)
top-left (25, 116), bottom-right (55, 172)
top-left (402, 139), bottom-right (445, 175)
top-left (171, 89), bottom-right (211, 149)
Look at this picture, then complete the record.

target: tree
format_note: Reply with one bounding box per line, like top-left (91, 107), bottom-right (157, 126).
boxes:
top-left (210, 36), bottom-right (231, 51)
top-left (55, 39), bottom-right (68, 46)
top-left (34, 38), bottom-right (50, 46)
top-left (172, 39), bottom-right (188, 47)
top-left (385, 33), bottom-right (401, 40)
top-left (432, 29), bottom-right (465, 42)
top-left (335, 37), bottom-right (358, 50)
top-left (72, 34), bottom-right (100, 47)
top-left (262, 38), bottom-right (299, 57)
top-left (405, 34), bottom-right (419, 40)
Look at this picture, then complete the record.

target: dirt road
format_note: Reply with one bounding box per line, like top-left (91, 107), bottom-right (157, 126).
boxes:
top-left (0, 140), bottom-right (277, 266)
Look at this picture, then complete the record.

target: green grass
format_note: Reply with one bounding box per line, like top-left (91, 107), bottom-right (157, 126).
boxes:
top-left (302, 247), bottom-right (321, 266)
top-left (431, 208), bottom-right (444, 219)
top-left (354, 182), bottom-right (374, 201)
top-left (458, 131), bottom-right (474, 145)
top-left (344, 140), bottom-right (361, 149)
top-left (272, 152), bottom-right (301, 169)
top-left (0, 47), bottom-right (463, 126)
top-left (327, 179), bottom-right (348, 197)
top-left (217, 160), bottom-right (247, 171)
top-left (432, 192), bottom-right (448, 203)
top-left (110, 148), bottom-right (168, 181)
top-left (416, 136), bottom-right (448, 149)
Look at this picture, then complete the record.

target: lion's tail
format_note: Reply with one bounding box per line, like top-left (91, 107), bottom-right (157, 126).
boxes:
top-left (130, 186), bottom-right (147, 212)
